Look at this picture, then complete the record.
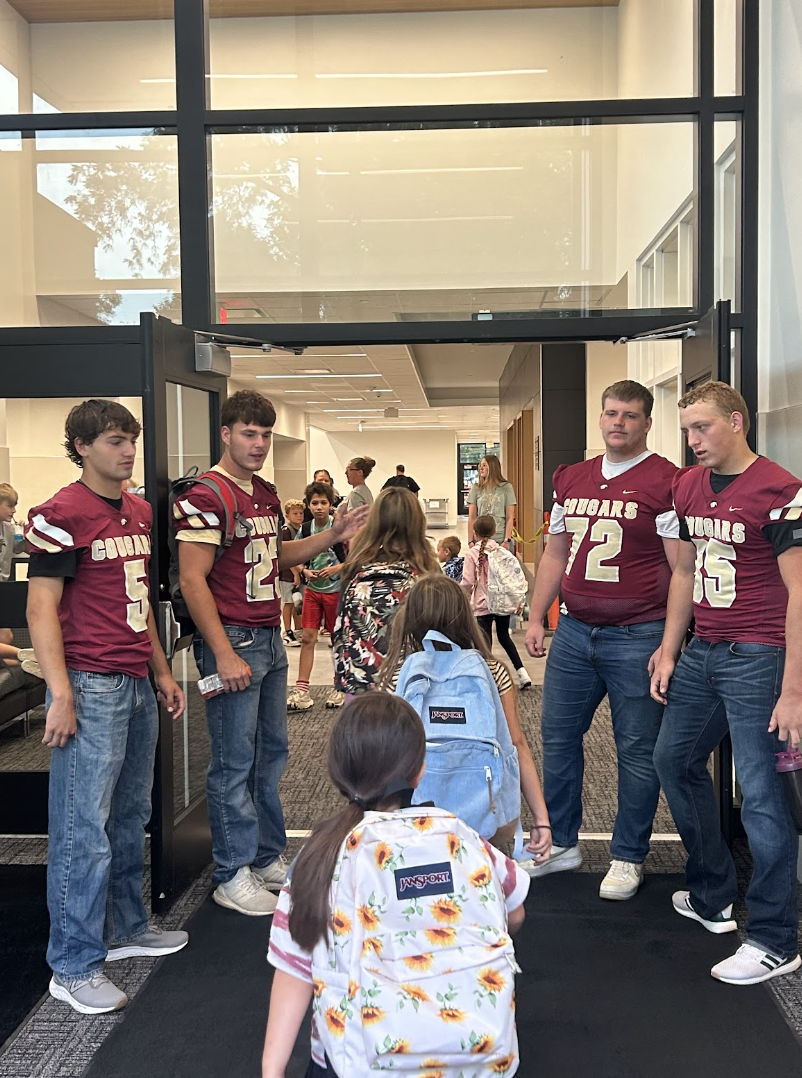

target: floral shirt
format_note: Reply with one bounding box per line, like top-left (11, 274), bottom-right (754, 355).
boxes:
top-left (332, 561), bottom-right (417, 694)
top-left (268, 807), bottom-right (529, 1075)
top-left (442, 555), bottom-right (464, 582)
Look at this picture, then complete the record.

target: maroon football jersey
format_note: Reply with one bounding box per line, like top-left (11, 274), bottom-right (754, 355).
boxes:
top-left (552, 453), bottom-right (678, 626)
top-left (25, 483), bottom-right (154, 678)
top-left (673, 457), bottom-right (802, 646)
top-left (173, 471), bottom-right (282, 628)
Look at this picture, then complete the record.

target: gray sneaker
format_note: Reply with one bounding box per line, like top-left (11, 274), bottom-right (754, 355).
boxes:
top-left (251, 856), bottom-right (288, 891)
top-left (525, 844), bottom-right (582, 878)
top-left (106, 928), bottom-right (189, 962)
top-left (49, 971), bottom-right (128, 1014)
top-left (213, 866), bottom-right (279, 916)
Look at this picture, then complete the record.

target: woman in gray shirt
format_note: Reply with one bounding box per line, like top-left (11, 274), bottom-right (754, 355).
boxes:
top-left (344, 457), bottom-right (376, 511)
top-left (467, 454), bottom-right (516, 546)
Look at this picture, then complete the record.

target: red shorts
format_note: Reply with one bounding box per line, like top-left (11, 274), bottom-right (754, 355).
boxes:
top-left (301, 589), bottom-right (339, 635)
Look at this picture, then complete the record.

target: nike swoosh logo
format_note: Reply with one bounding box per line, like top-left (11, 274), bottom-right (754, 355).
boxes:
top-left (622, 490), bottom-right (638, 495)
top-left (729, 506), bottom-right (743, 512)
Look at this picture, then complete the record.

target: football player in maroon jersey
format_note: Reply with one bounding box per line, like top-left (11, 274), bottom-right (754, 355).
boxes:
top-left (651, 381), bottom-right (802, 985)
top-left (25, 400), bottom-right (187, 1015)
top-left (176, 392), bottom-right (369, 916)
top-left (525, 380), bottom-right (679, 898)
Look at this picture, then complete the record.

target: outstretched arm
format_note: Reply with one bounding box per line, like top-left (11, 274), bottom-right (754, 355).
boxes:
top-left (278, 502), bottom-right (370, 570)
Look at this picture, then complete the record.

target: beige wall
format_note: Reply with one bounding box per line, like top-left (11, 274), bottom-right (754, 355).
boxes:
top-left (585, 341), bottom-right (627, 457)
top-left (309, 426), bottom-right (460, 523)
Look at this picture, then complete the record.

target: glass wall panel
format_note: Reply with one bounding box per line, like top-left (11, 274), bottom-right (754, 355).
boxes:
top-left (714, 0), bottom-right (740, 97)
top-left (0, 1), bottom-right (175, 113)
top-left (715, 120), bottom-right (740, 310)
top-left (208, 1), bottom-right (693, 109)
top-left (0, 129), bottom-right (180, 327)
top-left (210, 120), bottom-right (695, 323)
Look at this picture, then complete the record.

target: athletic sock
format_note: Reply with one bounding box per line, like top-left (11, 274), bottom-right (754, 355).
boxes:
top-left (295, 679), bottom-right (310, 693)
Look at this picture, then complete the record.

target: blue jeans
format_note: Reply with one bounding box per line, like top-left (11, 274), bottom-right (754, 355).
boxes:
top-left (653, 637), bottom-right (798, 958)
top-left (47, 670), bottom-right (158, 979)
top-left (541, 612), bottom-right (665, 862)
top-left (194, 625), bottom-right (289, 885)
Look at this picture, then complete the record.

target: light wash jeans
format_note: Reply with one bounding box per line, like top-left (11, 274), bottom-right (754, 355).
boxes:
top-left (47, 670), bottom-right (158, 979)
top-left (654, 637), bottom-right (798, 958)
top-left (194, 625), bottom-right (289, 885)
top-left (540, 612), bottom-right (666, 863)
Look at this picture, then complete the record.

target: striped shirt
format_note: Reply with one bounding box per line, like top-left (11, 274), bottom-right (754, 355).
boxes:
top-left (386, 654), bottom-right (513, 696)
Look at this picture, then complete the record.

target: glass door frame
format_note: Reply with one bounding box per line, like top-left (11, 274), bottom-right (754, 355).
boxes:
top-left (0, 315), bottom-right (225, 913)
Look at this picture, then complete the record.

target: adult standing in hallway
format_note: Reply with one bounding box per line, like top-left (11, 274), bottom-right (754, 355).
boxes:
top-left (175, 392), bottom-right (369, 916)
top-left (651, 381), bottom-right (802, 986)
top-left (26, 399), bottom-right (187, 1015)
top-left (344, 456), bottom-right (375, 511)
top-left (525, 380), bottom-right (679, 900)
top-left (382, 464), bottom-right (420, 495)
top-left (467, 454), bottom-right (516, 547)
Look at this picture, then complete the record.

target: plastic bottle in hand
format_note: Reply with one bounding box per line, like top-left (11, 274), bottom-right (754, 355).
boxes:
top-left (776, 748), bottom-right (802, 833)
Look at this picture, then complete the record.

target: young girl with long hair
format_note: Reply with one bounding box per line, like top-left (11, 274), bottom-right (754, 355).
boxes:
top-left (378, 572), bottom-right (551, 868)
top-left (332, 486), bottom-right (439, 695)
top-left (263, 694), bottom-right (530, 1078)
top-left (463, 514), bottom-right (532, 690)
top-left (467, 453), bottom-right (517, 546)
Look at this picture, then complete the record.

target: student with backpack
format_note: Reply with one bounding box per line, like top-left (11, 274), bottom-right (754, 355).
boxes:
top-left (463, 515), bottom-right (531, 690)
top-left (262, 694), bottom-right (530, 1078)
top-left (333, 486), bottom-right (439, 696)
top-left (378, 573), bottom-right (551, 869)
top-left (279, 499), bottom-right (305, 648)
top-left (288, 481), bottom-right (346, 712)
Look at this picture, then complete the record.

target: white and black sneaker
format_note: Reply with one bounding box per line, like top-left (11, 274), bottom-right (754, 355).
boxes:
top-left (282, 630), bottom-right (301, 648)
top-left (671, 890), bottom-right (737, 934)
top-left (515, 667), bottom-right (532, 690)
top-left (711, 943), bottom-right (802, 985)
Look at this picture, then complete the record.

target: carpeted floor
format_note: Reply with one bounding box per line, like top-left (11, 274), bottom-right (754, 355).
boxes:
top-left (5, 684), bottom-right (802, 1075)
top-left (82, 872), bottom-right (802, 1078)
top-left (0, 865), bottom-right (50, 1052)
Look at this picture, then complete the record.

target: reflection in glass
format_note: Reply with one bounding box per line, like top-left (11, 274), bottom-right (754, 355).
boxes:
top-left (209, 1), bottom-right (692, 109)
top-left (0, 130), bottom-right (180, 328)
top-left (715, 122), bottom-right (739, 310)
top-left (211, 122), bottom-right (695, 323)
top-left (714, 0), bottom-right (741, 97)
top-left (0, 5), bottom-right (175, 113)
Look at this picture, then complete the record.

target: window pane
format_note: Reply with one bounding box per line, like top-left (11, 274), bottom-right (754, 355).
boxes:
top-left (715, 120), bottom-right (740, 311)
top-left (0, 3), bottom-right (175, 112)
top-left (714, 0), bottom-right (741, 97)
top-left (0, 129), bottom-right (180, 327)
top-left (208, 1), bottom-right (693, 109)
top-left (211, 121), bottom-right (695, 324)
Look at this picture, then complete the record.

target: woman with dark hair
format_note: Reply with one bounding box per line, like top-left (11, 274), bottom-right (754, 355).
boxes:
top-left (467, 453), bottom-right (517, 547)
top-left (343, 456), bottom-right (375, 511)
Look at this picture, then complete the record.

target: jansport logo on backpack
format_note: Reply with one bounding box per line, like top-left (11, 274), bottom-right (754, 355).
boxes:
top-left (396, 630), bottom-right (520, 841)
top-left (485, 546), bottom-right (527, 615)
top-left (314, 809), bottom-right (519, 1077)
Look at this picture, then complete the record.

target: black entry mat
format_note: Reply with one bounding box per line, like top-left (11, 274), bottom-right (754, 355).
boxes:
top-left (83, 873), bottom-right (802, 1078)
top-left (0, 865), bottom-right (50, 1050)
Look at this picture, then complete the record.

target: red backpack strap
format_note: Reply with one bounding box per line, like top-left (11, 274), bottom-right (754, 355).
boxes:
top-left (193, 471), bottom-right (242, 549)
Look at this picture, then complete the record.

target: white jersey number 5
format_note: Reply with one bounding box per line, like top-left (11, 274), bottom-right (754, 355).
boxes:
top-left (692, 538), bottom-right (736, 607)
top-left (124, 558), bottom-right (150, 632)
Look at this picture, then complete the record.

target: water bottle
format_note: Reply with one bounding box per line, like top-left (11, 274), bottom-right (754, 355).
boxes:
top-left (776, 748), bottom-right (802, 833)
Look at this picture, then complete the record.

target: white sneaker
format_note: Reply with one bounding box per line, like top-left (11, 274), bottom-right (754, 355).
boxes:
top-left (599, 860), bottom-right (644, 901)
top-left (325, 689), bottom-right (345, 708)
top-left (287, 688), bottom-right (314, 711)
top-left (525, 844), bottom-right (582, 878)
top-left (213, 866), bottom-right (278, 916)
top-left (671, 890), bottom-right (737, 934)
top-left (516, 667), bottom-right (532, 690)
top-left (711, 943), bottom-right (802, 985)
top-left (250, 856), bottom-right (288, 892)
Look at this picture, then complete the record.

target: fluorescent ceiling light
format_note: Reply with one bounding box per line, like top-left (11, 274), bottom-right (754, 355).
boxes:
top-left (316, 69), bottom-right (547, 80)
top-left (302, 353), bottom-right (365, 358)
top-left (334, 397), bottom-right (364, 401)
top-left (306, 401), bottom-right (329, 404)
top-left (363, 216), bottom-right (513, 223)
top-left (256, 373), bottom-right (375, 379)
top-left (360, 167), bottom-right (523, 175)
top-left (282, 390), bottom-right (308, 393)
top-left (371, 389), bottom-right (394, 393)
top-left (325, 409), bottom-right (383, 413)
top-left (356, 424), bottom-right (447, 429)
top-left (296, 367), bottom-right (332, 374)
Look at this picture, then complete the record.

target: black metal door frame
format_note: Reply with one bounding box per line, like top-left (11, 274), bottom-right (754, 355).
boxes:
top-left (0, 316), bottom-right (225, 913)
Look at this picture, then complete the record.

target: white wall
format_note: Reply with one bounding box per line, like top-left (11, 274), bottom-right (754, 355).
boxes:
top-left (309, 426), bottom-right (459, 523)
top-left (757, 0), bottom-right (802, 471)
top-left (585, 341), bottom-right (627, 457)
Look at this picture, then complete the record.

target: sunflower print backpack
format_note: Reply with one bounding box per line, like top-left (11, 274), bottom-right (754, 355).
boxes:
top-left (312, 806), bottom-right (520, 1077)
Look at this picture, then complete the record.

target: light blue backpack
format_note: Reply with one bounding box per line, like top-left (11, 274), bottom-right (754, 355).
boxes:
top-left (396, 630), bottom-right (521, 846)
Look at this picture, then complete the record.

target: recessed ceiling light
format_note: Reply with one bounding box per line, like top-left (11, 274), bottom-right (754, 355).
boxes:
top-left (324, 408), bottom-right (383, 413)
top-left (295, 368), bottom-right (332, 375)
top-left (306, 401), bottom-right (329, 404)
top-left (334, 397), bottom-right (364, 401)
